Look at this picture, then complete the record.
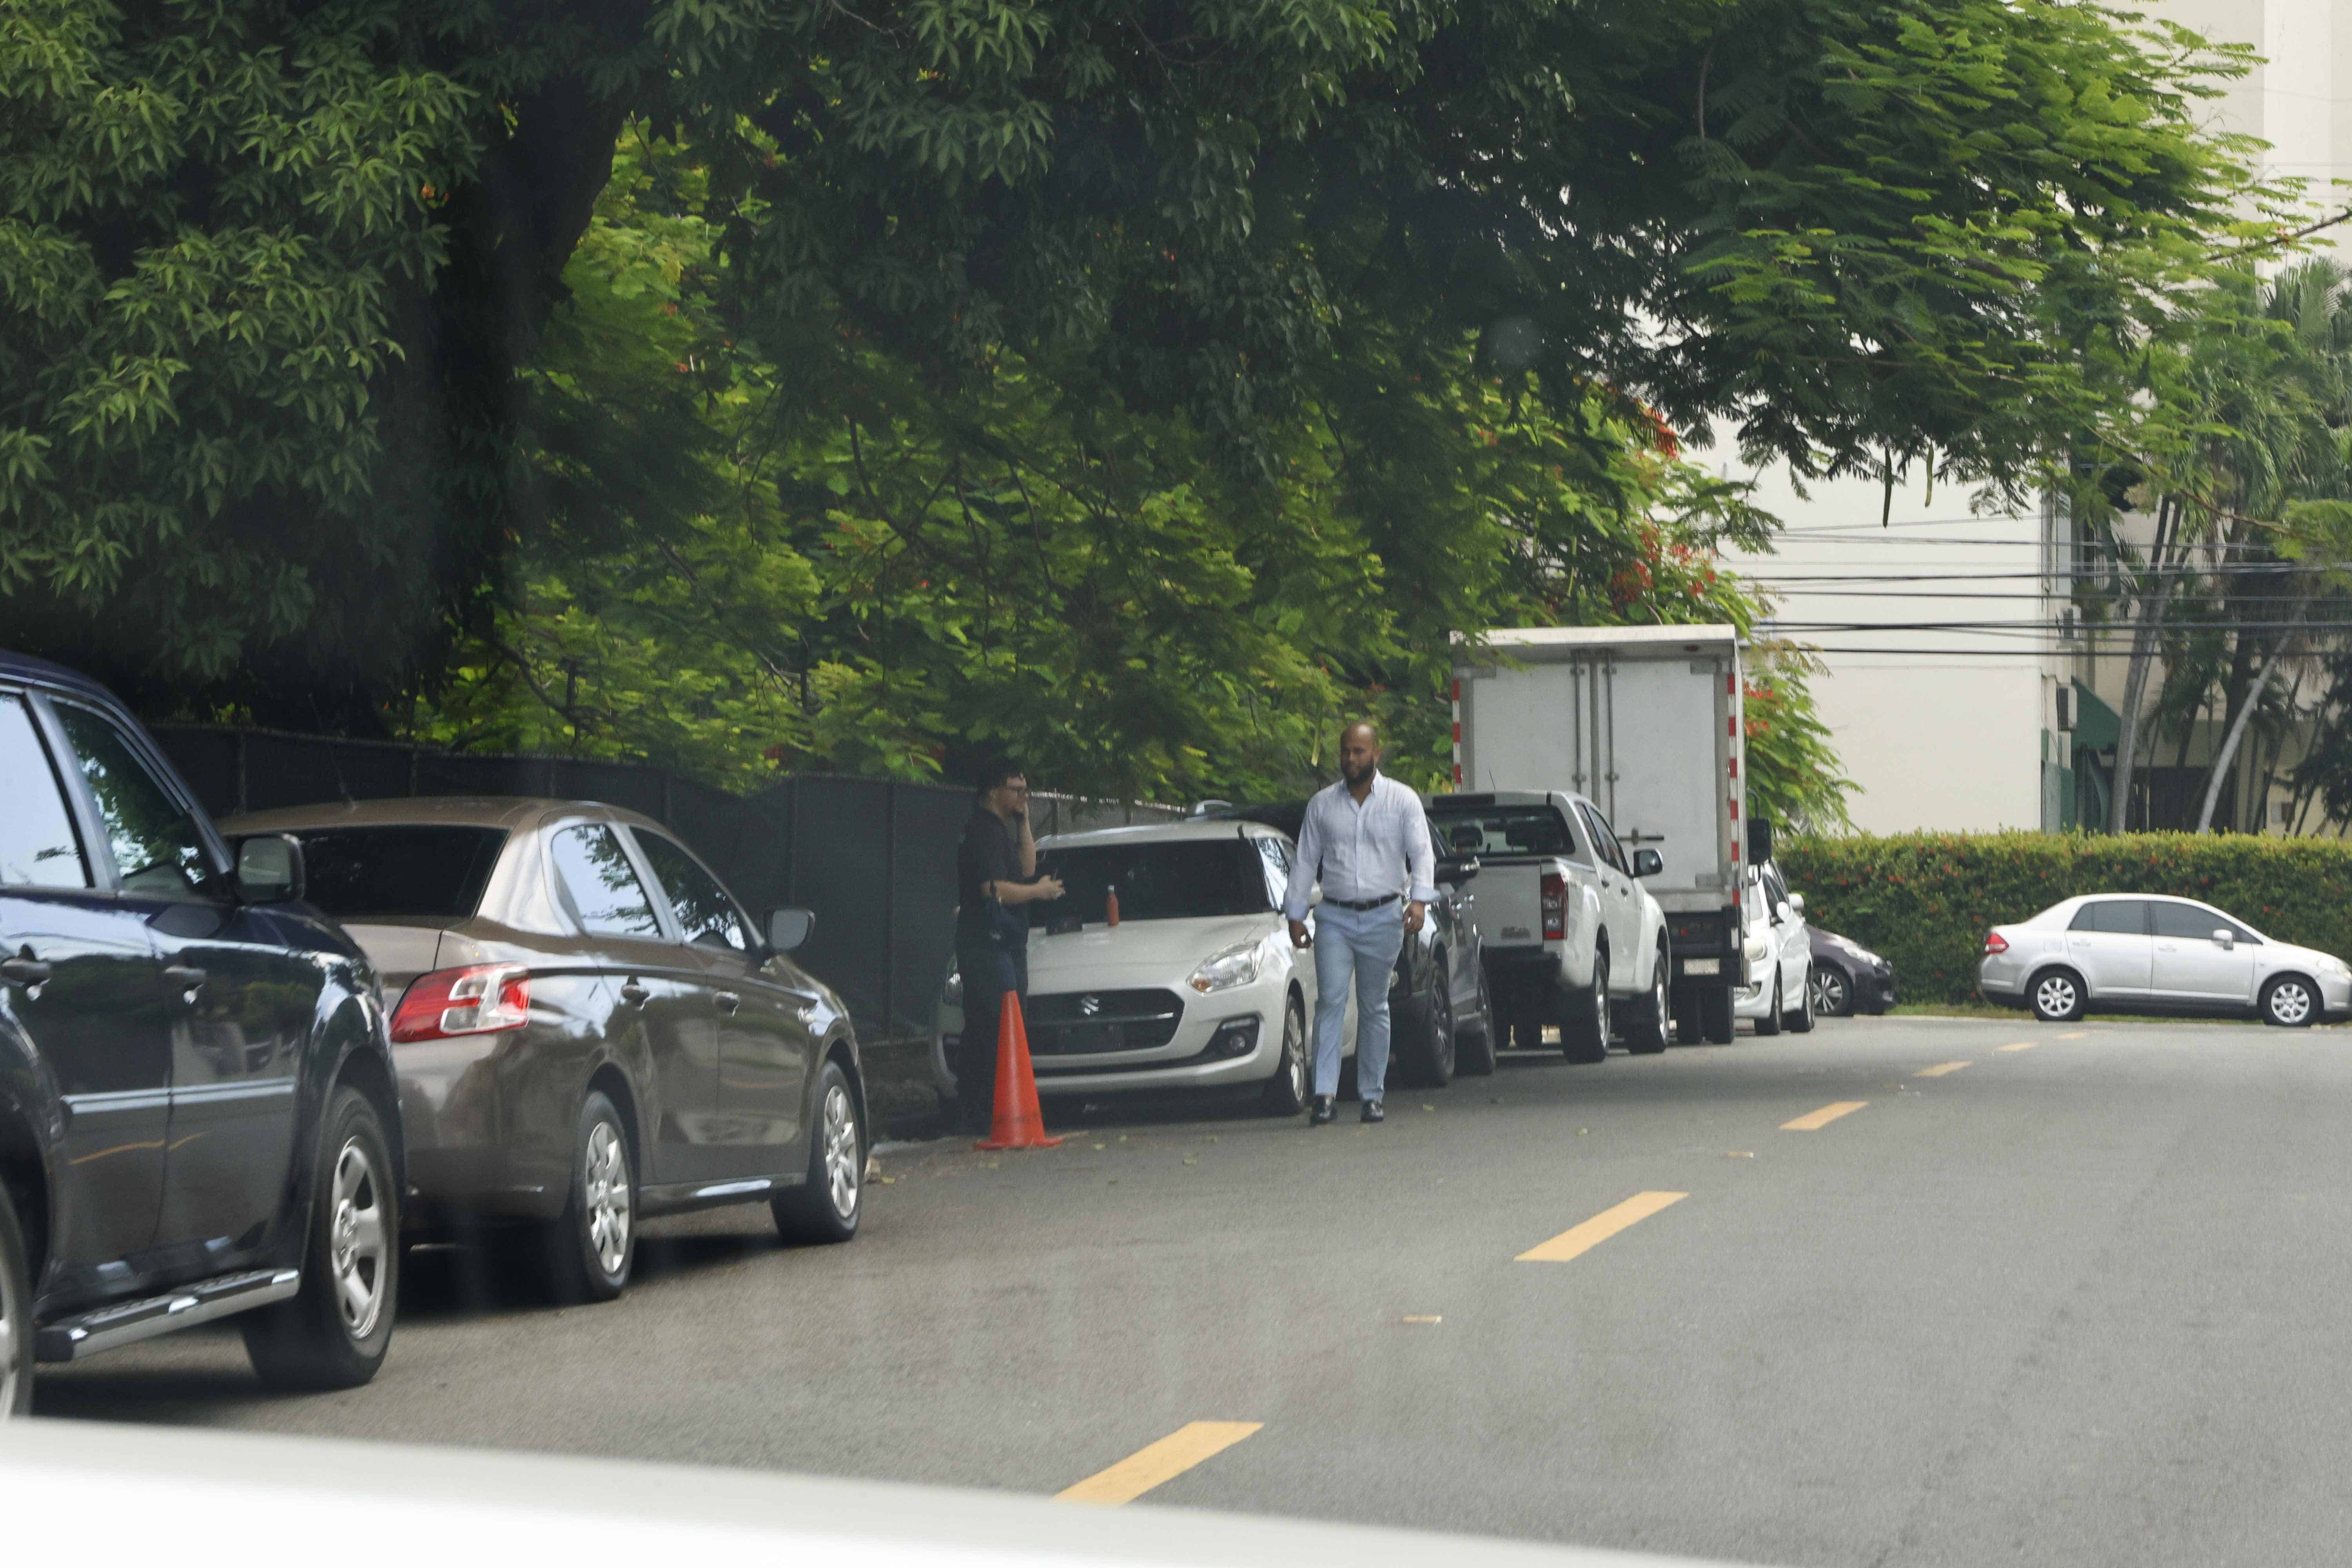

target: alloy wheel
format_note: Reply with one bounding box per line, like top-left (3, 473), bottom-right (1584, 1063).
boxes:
top-left (1811, 966), bottom-right (1847, 1017)
top-left (820, 1082), bottom-right (861, 1220)
top-left (2269, 979), bottom-right (2315, 1027)
top-left (1431, 969), bottom-right (1455, 1078)
top-left (328, 1136), bottom-right (388, 1339)
top-left (1285, 1004), bottom-right (1308, 1104)
top-left (0, 1220), bottom-right (19, 1416)
top-left (2034, 973), bottom-right (2079, 1021)
top-left (584, 1120), bottom-right (632, 1278)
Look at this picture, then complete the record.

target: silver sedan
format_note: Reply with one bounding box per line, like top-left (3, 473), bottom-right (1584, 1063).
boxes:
top-left (1978, 894), bottom-right (2352, 1026)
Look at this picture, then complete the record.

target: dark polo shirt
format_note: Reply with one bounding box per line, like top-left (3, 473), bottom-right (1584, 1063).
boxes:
top-left (955, 806), bottom-right (1020, 945)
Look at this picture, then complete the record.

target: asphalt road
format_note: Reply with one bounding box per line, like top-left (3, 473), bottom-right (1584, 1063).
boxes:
top-left (38, 1014), bottom-right (2352, 1568)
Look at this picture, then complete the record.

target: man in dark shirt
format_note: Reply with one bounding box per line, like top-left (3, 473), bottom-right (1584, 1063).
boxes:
top-left (953, 761), bottom-right (1063, 1132)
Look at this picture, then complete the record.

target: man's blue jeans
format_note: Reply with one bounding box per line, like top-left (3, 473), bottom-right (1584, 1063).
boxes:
top-left (1311, 901), bottom-right (1406, 1101)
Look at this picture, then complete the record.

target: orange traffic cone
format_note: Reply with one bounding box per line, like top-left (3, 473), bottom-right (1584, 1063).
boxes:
top-left (975, 991), bottom-right (1062, 1150)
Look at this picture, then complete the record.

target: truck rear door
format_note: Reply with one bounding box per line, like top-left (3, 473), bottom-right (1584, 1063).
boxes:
top-left (1425, 801), bottom-right (1573, 949)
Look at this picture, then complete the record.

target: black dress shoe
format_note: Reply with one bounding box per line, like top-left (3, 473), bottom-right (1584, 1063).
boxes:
top-left (1361, 1099), bottom-right (1385, 1123)
top-left (1310, 1096), bottom-right (1336, 1125)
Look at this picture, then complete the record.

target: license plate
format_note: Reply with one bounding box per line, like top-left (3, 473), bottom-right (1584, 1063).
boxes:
top-left (1681, 957), bottom-right (1721, 976)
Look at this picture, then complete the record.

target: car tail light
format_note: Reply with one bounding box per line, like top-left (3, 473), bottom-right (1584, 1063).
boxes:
top-left (1983, 931), bottom-right (2008, 955)
top-left (1541, 873), bottom-right (1566, 941)
top-left (391, 964), bottom-right (531, 1043)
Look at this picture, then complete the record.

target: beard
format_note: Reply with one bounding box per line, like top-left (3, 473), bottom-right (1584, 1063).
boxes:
top-left (1341, 757), bottom-right (1376, 786)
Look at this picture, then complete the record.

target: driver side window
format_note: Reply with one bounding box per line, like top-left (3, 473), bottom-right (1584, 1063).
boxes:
top-left (635, 831), bottom-right (751, 953)
top-left (1254, 836), bottom-right (1292, 913)
top-left (52, 702), bottom-right (220, 901)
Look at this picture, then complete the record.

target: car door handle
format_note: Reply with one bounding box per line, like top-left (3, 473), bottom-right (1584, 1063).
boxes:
top-left (162, 964), bottom-right (207, 991)
top-left (619, 979), bottom-right (650, 1009)
top-left (714, 991), bottom-right (741, 1016)
top-left (0, 957), bottom-right (50, 986)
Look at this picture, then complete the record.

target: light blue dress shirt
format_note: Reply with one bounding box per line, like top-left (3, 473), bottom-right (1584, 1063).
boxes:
top-left (1283, 772), bottom-right (1439, 922)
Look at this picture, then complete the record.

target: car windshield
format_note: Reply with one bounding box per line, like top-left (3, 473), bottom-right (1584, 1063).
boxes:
top-left (1034, 840), bottom-right (1272, 925)
top-left (1425, 804), bottom-right (1574, 857)
top-left (289, 826), bottom-right (508, 919)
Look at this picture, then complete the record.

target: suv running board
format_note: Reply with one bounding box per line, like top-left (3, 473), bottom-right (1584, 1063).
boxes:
top-left (36, 1267), bottom-right (300, 1363)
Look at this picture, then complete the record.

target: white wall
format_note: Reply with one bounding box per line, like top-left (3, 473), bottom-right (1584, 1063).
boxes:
top-left (1720, 468), bottom-right (2049, 835)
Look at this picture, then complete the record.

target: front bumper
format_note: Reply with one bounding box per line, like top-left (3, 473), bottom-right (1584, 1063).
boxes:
top-left (934, 976), bottom-right (1290, 1099)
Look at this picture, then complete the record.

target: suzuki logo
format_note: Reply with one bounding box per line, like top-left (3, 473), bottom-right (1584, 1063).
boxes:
top-left (1078, 995), bottom-right (1102, 1017)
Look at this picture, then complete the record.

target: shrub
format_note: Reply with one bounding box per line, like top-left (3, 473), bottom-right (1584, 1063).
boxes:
top-left (1777, 832), bottom-right (2352, 1006)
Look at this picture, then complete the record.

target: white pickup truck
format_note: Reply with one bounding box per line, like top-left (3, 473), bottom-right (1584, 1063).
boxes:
top-left (1425, 790), bottom-right (1669, 1062)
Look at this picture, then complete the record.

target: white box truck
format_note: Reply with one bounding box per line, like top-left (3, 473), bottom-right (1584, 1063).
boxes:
top-left (1448, 624), bottom-right (1749, 1043)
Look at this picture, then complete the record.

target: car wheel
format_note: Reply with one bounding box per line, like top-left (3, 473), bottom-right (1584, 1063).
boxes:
top-left (243, 1085), bottom-right (398, 1391)
top-left (1700, 984), bottom-right (1735, 1044)
top-left (1756, 973), bottom-right (1783, 1036)
top-left (1671, 994), bottom-right (1703, 1046)
top-left (1263, 993), bottom-right (1310, 1115)
top-left (1788, 965), bottom-right (1816, 1034)
top-left (1457, 965), bottom-right (1497, 1077)
top-left (1561, 947), bottom-right (1609, 1064)
top-left (540, 1091), bottom-right (634, 1304)
top-left (1408, 962), bottom-right (1456, 1087)
top-left (2029, 967), bottom-right (2085, 1023)
top-left (773, 1060), bottom-right (864, 1244)
top-left (0, 1187), bottom-right (31, 1416)
top-left (1624, 953), bottom-right (1669, 1054)
top-left (1810, 963), bottom-right (1851, 1018)
top-left (2261, 974), bottom-right (2318, 1028)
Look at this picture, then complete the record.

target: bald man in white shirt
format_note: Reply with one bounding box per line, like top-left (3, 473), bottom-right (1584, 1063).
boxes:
top-left (1285, 722), bottom-right (1439, 1125)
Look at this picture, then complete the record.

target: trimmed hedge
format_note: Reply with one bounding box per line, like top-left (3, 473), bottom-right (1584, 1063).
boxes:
top-left (1778, 833), bottom-right (2352, 1006)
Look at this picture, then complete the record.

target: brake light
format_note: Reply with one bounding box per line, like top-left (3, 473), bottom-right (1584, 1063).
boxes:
top-left (1541, 872), bottom-right (1566, 941)
top-left (1983, 931), bottom-right (2008, 955)
top-left (391, 964), bottom-right (531, 1043)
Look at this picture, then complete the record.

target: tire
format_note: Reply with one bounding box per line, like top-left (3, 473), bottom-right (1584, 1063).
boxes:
top-left (0, 1188), bottom-right (31, 1416)
top-left (2261, 974), bottom-right (2319, 1028)
top-left (1561, 947), bottom-right (1609, 1064)
top-left (1810, 962), bottom-right (1852, 1018)
top-left (539, 1091), bottom-right (634, 1304)
top-left (1671, 995), bottom-right (1702, 1046)
top-left (243, 1084), bottom-right (398, 1391)
top-left (2029, 967), bottom-right (2086, 1023)
top-left (1787, 965), bottom-right (1816, 1034)
top-left (1263, 993), bottom-right (1310, 1115)
top-left (773, 1059), bottom-right (864, 1244)
top-left (1756, 973), bottom-right (1783, 1036)
top-left (1700, 984), bottom-right (1735, 1044)
top-left (1399, 963), bottom-right (1456, 1088)
top-left (1623, 953), bottom-right (1669, 1054)
top-left (1457, 965), bottom-right (1497, 1077)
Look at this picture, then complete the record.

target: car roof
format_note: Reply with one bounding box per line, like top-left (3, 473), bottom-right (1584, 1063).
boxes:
top-left (1042, 818), bottom-right (1287, 849)
top-left (221, 795), bottom-right (670, 837)
top-left (0, 650), bottom-right (124, 707)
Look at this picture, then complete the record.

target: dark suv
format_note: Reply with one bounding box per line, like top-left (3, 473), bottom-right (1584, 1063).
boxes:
top-left (0, 652), bottom-right (402, 1410)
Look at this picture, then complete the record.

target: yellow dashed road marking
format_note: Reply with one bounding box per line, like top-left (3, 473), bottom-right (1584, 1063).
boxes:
top-left (1915, 1062), bottom-right (1971, 1078)
top-left (1058, 1422), bottom-right (1263, 1505)
top-left (1781, 1101), bottom-right (1868, 1131)
top-left (2057, 1031), bottom-right (2087, 1040)
top-left (1517, 1191), bottom-right (1688, 1262)
top-left (1998, 1041), bottom-right (2040, 1053)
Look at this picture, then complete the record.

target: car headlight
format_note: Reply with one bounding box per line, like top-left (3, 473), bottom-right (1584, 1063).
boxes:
top-left (2325, 956), bottom-right (2352, 981)
top-left (1189, 940), bottom-right (1261, 994)
top-left (1744, 936), bottom-right (1771, 964)
top-left (942, 967), bottom-right (962, 1007)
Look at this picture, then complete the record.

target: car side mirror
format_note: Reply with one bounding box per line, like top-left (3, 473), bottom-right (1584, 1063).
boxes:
top-left (766, 907), bottom-right (815, 953)
top-left (1789, 892), bottom-right (1806, 917)
top-left (1774, 900), bottom-right (1793, 926)
top-left (1632, 848), bottom-right (1663, 878)
top-left (1437, 856), bottom-right (1481, 886)
top-left (2212, 928), bottom-right (2234, 951)
top-left (233, 834), bottom-right (305, 904)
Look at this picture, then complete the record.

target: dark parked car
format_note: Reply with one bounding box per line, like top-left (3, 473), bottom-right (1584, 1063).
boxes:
top-left (1808, 927), bottom-right (1895, 1017)
top-left (220, 797), bottom-right (866, 1302)
top-left (0, 653), bottom-right (402, 1410)
top-left (1229, 801), bottom-right (1495, 1087)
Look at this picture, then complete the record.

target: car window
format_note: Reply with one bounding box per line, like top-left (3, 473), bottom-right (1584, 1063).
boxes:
top-left (2069, 899), bottom-right (2149, 935)
top-left (293, 826), bottom-right (508, 919)
top-left (0, 695), bottom-right (90, 889)
top-left (2149, 900), bottom-right (2258, 943)
top-left (635, 831), bottom-right (750, 952)
top-left (51, 702), bottom-right (218, 900)
top-left (1253, 835), bottom-right (1291, 911)
top-left (547, 824), bottom-right (664, 938)
top-left (1578, 804), bottom-right (1628, 874)
top-left (1035, 840), bottom-right (1272, 924)
top-left (1427, 804), bottom-right (1577, 860)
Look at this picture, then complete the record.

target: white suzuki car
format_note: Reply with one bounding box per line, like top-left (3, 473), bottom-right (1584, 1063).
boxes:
top-left (1979, 894), bottom-right (2352, 1026)
top-left (1734, 859), bottom-right (1815, 1035)
top-left (932, 819), bottom-right (1333, 1115)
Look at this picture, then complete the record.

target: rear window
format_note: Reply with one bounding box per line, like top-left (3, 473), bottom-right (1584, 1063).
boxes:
top-left (2069, 899), bottom-right (2148, 935)
top-left (1426, 804), bottom-right (1575, 858)
top-left (289, 827), bottom-right (508, 919)
top-left (1035, 841), bottom-right (1273, 924)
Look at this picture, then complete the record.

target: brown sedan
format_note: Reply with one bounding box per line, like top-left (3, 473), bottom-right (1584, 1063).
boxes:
top-left (220, 797), bottom-right (866, 1301)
